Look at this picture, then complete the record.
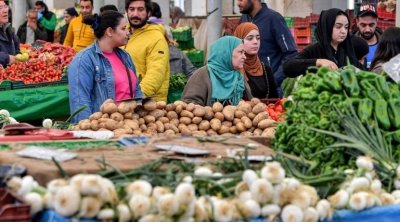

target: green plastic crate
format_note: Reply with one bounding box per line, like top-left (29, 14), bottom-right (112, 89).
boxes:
top-left (177, 37), bottom-right (194, 50)
top-left (192, 61), bottom-right (204, 68)
top-left (171, 27), bottom-right (193, 42)
top-left (185, 50), bottom-right (204, 63)
top-left (284, 17), bottom-right (294, 28)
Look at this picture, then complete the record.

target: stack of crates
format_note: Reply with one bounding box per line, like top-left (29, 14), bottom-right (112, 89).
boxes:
top-left (293, 17), bottom-right (311, 52)
top-left (171, 27), bottom-right (194, 50)
top-left (185, 50), bottom-right (205, 68)
top-left (377, 5), bottom-right (396, 31)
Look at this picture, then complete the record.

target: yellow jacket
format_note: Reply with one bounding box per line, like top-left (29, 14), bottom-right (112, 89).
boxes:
top-left (63, 15), bottom-right (96, 52)
top-left (124, 24), bottom-right (170, 102)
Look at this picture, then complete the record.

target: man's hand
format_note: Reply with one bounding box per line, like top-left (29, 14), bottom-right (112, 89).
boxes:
top-left (316, 59), bottom-right (338, 70)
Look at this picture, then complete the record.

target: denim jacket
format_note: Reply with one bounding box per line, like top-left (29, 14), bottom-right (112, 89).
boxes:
top-left (68, 41), bottom-right (143, 123)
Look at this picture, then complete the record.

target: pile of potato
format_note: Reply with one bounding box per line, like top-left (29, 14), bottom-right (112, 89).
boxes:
top-left (73, 98), bottom-right (277, 138)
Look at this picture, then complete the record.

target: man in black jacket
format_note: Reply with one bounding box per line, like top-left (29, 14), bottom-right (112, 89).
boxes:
top-left (0, 0), bottom-right (19, 67)
top-left (238, 0), bottom-right (297, 97)
top-left (17, 10), bottom-right (47, 44)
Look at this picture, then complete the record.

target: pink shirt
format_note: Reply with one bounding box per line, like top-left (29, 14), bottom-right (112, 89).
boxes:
top-left (103, 51), bottom-right (137, 101)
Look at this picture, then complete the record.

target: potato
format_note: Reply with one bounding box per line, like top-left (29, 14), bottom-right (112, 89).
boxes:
top-left (127, 101), bottom-right (138, 111)
top-left (192, 117), bottom-right (203, 125)
top-left (204, 107), bottom-right (214, 120)
top-left (158, 117), bottom-right (169, 124)
top-left (253, 128), bottom-right (263, 136)
top-left (252, 103), bottom-right (267, 114)
top-left (165, 123), bottom-right (179, 133)
top-left (180, 110), bottom-right (194, 118)
top-left (249, 127), bottom-right (256, 133)
top-left (240, 131), bottom-right (253, 137)
top-left (212, 102), bottom-right (224, 113)
top-left (150, 109), bottom-right (165, 119)
top-left (229, 126), bottom-right (238, 134)
top-left (90, 120), bottom-right (100, 131)
top-left (170, 119), bottom-right (180, 127)
top-left (144, 115), bottom-right (156, 124)
top-left (167, 111), bottom-right (178, 120)
top-left (210, 119), bottom-right (222, 131)
top-left (136, 109), bottom-right (148, 118)
top-left (180, 117), bottom-right (192, 125)
top-left (164, 129), bottom-right (176, 136)
top-left (117, 102), bottom-right (132, 114)
top-left (123, 126), bottom-right (133, 134)
top-left (98, 128), bottom-right (109, 131)
top-left (207, 129), bottom-right (218, 136)
top-left (143, 100), bottom-right (157, 111)
top-left (175, 105), bottom-right (183, 114)
top-left (99, 122), bottom-right (106, 129)
top-left (257, 119), bottom-right (277, 130)
top-left (110, 112), bottom-right (124, 122)
top-left (105, 119), bottom-right (118, 131)
top-left (199, 120), bottom-right (210, 131)
top-left (241, 116), bottom-right (253, 129)
top-left (102, 102), bottom-right (118, 114)
top-left (248, 112), bottom-right (256, 120)
top-left (124, 120), bottom-right (139, 130)
top-left (156, 101), bottom-right (167, 109)
top-left (116, 121), bottom-right (124, 129)
top-left (186, 103), bottom-right (196, 112)
top-left (89, 112), bottom-right (102, 121)
top-left (113, 129), bottom-right (128, 138)
top-left (165, 103), bottom-right (176, 112)
top-left (99, 99), bottom-right (113, 112)
top-left (188, 124), bottom-right (199, 132)
top-left (140, 124), bottom-right (147, 131)
top-left (218, 125), bottom-right (230, 134)
top-left (124, 112), bottom-right (133, 119)
top-left (237, 101), bottom-right (252, 113)
top-left (178, 123), bottom-right (187, 131)
top-left (174, 100), bottom-right (187, 108)
top-left (236, 122), bottom-right (246, 133)
top-left (132, 114), bottom-right (140, 120)
top-left (144, 128), bottom-right (157, 135)
top-left (180, 126), bottom-right (192, 136)
top-left (233, 118), bottom-right (241, 125)
top-left (214, 112), bottom-right (225, 122)
top-left (234, 110), bottom-right (246, 119)
top-left (222, 121), bottom-right (233, 128)
top-left (101, 113), bottom-right (109, 119)
top-left (132, 129), bottom-right (142, 135)
top-left (222, 106), bottom-right (235, 121)
top-left (147, 122), bottom-right (157, 130)
top-left (250, 98), bottom-right (261, 107)
top-left (138, 118), bottom-right (145, 125)
top-left (193, 107), bottom-right (206, 117)
top-left (253, 112), bottom-right (269, 127)
top-left (193, 130), bottom-right (207, 136)
top-left (261, 127), bottom-right (276, 139)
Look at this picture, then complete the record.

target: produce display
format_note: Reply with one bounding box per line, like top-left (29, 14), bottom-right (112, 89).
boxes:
top-left (72, 98), bottom-right (280, 138)
top-left (0, 42), bottom-right (75, 84)
top-left (0, 109), bottom-right (18, 128)
top-left (274, 66), bottom-right (400, 174)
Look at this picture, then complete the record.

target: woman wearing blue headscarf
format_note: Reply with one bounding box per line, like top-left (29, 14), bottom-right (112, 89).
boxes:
top-left (182, 36), bottom-right (252, 106)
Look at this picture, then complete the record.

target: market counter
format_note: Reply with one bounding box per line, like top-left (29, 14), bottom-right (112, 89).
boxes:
top-left (0, 85), bottom-right (69, 121)
top-left (0, 136), bottom-right (274, 185)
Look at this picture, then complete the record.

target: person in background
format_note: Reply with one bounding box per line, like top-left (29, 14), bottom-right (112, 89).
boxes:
top-left (0, 0), bottom-right (19, 67)
top-left (124, 0), bottom-right (170, 102)
top-left (351, 35), bottom-right (369, 67)
top-left (370, 27), bottom-right (400, 74)
top-left (68, 10), bottom-right (142, 123)
top-left (283, 8), bottom-right (360, 78)
top-left (64, 0), bottom-right (96, 52)
top-left (34, 1), bottom-right (56, 42)
top-left (234, 22), bottom-right (278, 99)
top-left (237, 0), bottom-right (297, 97)
top-left (182, 36), bottom-right (252, 106)
top-left (100, 4), bottom-right (118, 13)
top-left (17, 10), bottom-right (47, 44)
top-left (170, 6), bottom-right (184, 28)
top-left (149, 1), bottom-right (195, 79)
top-left (353, 4), bottom-right (382, 69)
top-left (59, 7), bottom-right (78, 44)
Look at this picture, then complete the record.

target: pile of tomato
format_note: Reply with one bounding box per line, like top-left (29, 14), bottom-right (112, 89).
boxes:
top-left (266, 99), bottom-right (286, 122)
top-left (0, 42), bottom-right (75, 84)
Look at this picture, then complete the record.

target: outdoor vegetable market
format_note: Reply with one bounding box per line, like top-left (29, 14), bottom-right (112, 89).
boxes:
top-left (1, 0), bottom-right (400, 221)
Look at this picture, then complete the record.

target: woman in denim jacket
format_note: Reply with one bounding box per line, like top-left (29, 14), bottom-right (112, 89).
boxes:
top-left (68, 10), bottom-right (143, 123)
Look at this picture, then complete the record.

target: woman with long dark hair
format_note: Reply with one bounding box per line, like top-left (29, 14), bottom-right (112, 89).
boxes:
top-left (370, 27), bottom-right (400, 74)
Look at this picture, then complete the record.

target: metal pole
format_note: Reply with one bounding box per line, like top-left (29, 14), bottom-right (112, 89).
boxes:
top-left (12, 0), bottom-right (28, 31)
top-left (207, 0), bottom-right (222, 51)
top-left (396, 0), bottom-right (400, 27)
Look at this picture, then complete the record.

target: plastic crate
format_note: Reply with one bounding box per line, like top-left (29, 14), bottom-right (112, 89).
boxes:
top-left (295, 36), bottom-right (311, 45)
top-left (185, 50), bottom-right (204, 63)
top-left (284, 17), bottom-right (294, 28)
top-left (0, 80), bottom-right (11, 91)
top-left (171, 27), bottom-right (193, 41)
top-left (294, 17), bottom-right (310, 28)
top-left (0, 188), bottom-right (30, 222)
top-left (177, 37), bottom-right (195, 50)
top-left (192, 61), bottom-right (204, 68)
top-left (310, 13), bottom-right (319, 24)
top-left (377, 7), bottom-right (396, 20)
top-left (11, 75), bottom-right (68, 90)
top-left (377, 19), bottom-right (395, 31)
top-left (294, 27), bottom-right (311, 37)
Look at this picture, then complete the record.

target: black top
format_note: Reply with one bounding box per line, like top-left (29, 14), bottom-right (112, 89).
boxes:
top-left (247, 63), bottom-right (279, 99)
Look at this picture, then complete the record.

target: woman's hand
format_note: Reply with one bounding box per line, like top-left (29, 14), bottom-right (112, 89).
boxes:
top-left (316, 59), bottom-right (338, 70)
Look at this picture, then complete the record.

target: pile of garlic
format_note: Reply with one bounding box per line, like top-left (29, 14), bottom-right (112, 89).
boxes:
top-left (0, 109), bottom-right (18, 128)
top-left (327, 156), bottom-right (400, 212)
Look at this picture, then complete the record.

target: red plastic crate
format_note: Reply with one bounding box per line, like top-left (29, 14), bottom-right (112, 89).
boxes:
top-left (377, 8), bottom-right (396, 20)
top-left (289, 28), bottom-right (295, 38)
top-left (310, 13), bottom-right (319, 24)
top-left (0, 188), bottom-right (30, 222)
top-left (294, 27), bottom-right (311, 37)
top-left (377, 19), bottom-right (395, 31)
top-left (295, 36), bottom-right (311, 45)
top-left (296, 44), bottom-right (309, 52)
top-left (294, 17), bottom-right (311, 28)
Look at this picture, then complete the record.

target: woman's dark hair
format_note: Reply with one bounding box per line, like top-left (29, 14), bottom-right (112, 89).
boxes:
top-left (100, 4), bottom-right (118, 13)
top-left (83, 10), bottom-right (124, 39)
top-left (370, 27), bottom-right (400, 70)
top-left (351, 35), bottom-right (369, 60)
top-left (125, 0), bottom-right (152, 13)
top-left (35, 1), bottom-right (48, 13)
top-left (151, 2), bottom-right (161, 18)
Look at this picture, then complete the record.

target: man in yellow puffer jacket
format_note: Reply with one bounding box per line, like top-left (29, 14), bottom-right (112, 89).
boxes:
top-left (124, 0), bottom-right (170, 102)
top-left (63, 0), bottom-right (96, 52)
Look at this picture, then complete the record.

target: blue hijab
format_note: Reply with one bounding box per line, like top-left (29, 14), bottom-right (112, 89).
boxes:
top-left (207, 36), bottom-right (245, 105)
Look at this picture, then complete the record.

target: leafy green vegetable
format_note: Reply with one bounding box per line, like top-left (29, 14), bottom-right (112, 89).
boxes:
top-left (169, 73), bottom-right (187, 91)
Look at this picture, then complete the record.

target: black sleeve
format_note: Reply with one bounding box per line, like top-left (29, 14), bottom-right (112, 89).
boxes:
top-left (283, 44), bottom-right (320, 78)
top-left (264, 64), bottom-right (279, 98)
